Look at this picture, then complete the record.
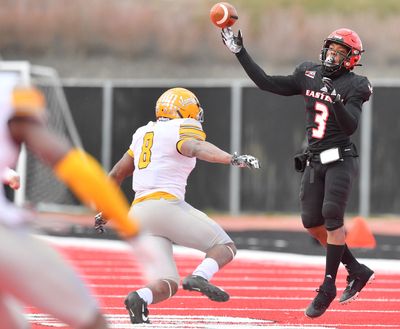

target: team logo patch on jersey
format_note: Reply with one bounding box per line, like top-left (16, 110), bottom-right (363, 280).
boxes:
top-left (305, 71), bottom-right (316, 79)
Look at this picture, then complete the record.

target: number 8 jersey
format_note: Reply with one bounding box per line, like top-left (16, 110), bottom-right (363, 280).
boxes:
top-left (128, 118), bottom-right (206, 201)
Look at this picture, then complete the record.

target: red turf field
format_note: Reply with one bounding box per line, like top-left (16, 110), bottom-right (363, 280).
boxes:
top-left (27, 237), bottom-right (400, 329)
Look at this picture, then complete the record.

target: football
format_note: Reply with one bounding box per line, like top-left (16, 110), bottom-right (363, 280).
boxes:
top-left (210, 2), bottom-right (238, 29)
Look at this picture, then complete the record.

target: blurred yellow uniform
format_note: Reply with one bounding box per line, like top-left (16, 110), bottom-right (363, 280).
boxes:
top-left (0, 71), bottom-right (104, 328)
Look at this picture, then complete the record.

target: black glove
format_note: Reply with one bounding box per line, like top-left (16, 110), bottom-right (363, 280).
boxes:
top-left (221, 27), bottom-right (243, 54)
top-left (94, 212), bottom-right (107, 234)
top-left (320, 77), bottom-right (341, 103)
top-left (231, 152), bottom-right (260, 169)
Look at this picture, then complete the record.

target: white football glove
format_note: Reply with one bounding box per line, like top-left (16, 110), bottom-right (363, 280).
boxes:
top-left (94, 212), bottom-right (108, 234)
top-left (221, 27), bottom-right (243, 54)
top-left (231, 152), bottom-right (260, 169)
top-left (3, 167), bottom-right (20, 190)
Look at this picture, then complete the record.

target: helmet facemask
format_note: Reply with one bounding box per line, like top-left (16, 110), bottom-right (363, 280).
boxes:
top-left (320, 42), bottom-right (351, 73)
top-left (194, 106), bottom-right (204, 123)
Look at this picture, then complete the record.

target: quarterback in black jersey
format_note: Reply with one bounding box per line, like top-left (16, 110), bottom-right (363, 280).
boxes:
top-left (221, 27), bottom-right (374, 318)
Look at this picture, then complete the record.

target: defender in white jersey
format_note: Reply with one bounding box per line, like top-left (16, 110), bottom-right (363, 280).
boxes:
top-left (94, 87), bottom-right (260, 324)
top-left (0, 71), bottom-right (141, 329)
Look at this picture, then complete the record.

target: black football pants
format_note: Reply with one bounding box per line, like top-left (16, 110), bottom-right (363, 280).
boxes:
top-left (300, 156), bottom-right (359, 229)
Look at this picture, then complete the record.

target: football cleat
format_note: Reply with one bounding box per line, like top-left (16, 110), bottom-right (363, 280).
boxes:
top-left (305, 284), bottom-right (336, 318)
top-left (339, 264), bottom-right (375, 304)
top-left (182, 275), bottom-right (229, 302)
top-left (124, 291), bottom-right (150, 324)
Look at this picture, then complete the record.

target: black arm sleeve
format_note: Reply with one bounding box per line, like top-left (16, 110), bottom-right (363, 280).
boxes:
top-left (236, 48), bottom-right (301, 96)
top-left (331, 98), bottom-right (362, 136)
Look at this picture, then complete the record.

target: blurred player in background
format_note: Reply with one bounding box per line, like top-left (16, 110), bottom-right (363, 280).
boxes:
top-left (221, 27), bottom-right (374, 318)
top-left (94, 87), bottom-right (260, 324)
top-left (0, 72), bottom-right (140, 328)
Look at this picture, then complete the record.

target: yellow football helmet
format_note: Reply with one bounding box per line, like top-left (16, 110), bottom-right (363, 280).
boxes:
top-left (155, 87), bottom-right (204, 122)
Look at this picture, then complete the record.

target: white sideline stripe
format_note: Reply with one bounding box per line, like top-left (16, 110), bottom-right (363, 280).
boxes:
top-left (26, 311), bottom-right (400, 328)
top-left (26, 314), bottom-right (337, 329)
top-left (27, 312), bottom-right (400, 328)
top-left (37, 235), bottom-right (400, 273)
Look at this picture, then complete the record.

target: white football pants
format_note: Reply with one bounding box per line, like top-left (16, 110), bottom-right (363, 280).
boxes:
top-left (129, 198), bottom-right (233, 285)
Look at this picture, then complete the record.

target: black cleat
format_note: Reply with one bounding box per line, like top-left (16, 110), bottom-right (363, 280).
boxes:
top-left (124, 291), bottom-right (150, 324)
top-left (340, 264), bottom-right (375, 304)
top-left (182, 275), bottom-right (230, 302)
top-left (305, 285), bottom-right (336, 318)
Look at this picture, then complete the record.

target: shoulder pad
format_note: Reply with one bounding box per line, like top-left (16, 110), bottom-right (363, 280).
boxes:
top-left (179, 120), bottom-right (206, 142)
top-left (294, 61), bottom-right (319, 74)
top-left (180, 117), bottom-right (202, 128)
top-left (351, 76), bottom-right (373, 102)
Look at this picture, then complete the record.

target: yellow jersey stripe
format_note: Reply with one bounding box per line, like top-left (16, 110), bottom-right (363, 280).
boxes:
top-left (127, 149), bottom-right (134, 158)
top-left (180, 126), bottom-right (204, 133)
top-left (176, 139), bottom-right (186, 153)
top-left (179, 128), bottom-right (206, 141)
top-left (179, 133), bottom-right (205, 141)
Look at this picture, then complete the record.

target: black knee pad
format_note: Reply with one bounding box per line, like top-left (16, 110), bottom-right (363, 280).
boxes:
top-left (322, 201), bottom-right (344, 221)
top-left (322, 201), bottom-right (344, 231)
top-left (325, 218), bottom-right (344, 231)
top-left (301, 214), bottom-right (324, 229)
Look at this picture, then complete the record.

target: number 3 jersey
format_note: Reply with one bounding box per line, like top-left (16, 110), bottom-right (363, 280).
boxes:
top-left (293, 61), bottom-right (372, 152)
top-left (236, 48), bottom-right (372, 152)
top-left (128, 118), bottom-right (206, 201)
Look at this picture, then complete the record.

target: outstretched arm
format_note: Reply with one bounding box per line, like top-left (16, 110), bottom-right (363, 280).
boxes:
top-left (180, 139), bottom-right (259, 169)
top-left (180, 139), bottom-right (232, 164)
top-left (221, 28), bottom-right (301, 96)
top-left (236, 48), bottom-right (301, 95)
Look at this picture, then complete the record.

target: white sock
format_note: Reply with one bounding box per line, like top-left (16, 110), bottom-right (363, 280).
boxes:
top-left (192, 257), bottom-right (219, 281)
top-left (136, 288), bottom-right (153, 305)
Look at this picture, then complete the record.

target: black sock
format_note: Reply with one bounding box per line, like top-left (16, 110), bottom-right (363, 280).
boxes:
top-left (341, 244), bottom-right (360, 272)
top-left (323, 244), bottom-right (345, 287)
